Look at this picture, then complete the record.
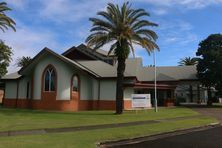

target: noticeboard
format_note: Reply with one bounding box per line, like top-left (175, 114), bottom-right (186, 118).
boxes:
top-left (132, 94), bottom-right (151, 108)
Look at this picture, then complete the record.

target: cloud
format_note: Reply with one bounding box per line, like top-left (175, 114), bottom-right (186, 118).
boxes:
top-left (0, 0), bottom-right (219, 70)
top-left (155, 19), bottom-right (197, 46)
top-left (0, 21), bottom-right (61, 73)
top-left (39, 0), bottom-right (110, 23)
top-left (135, 0), bottom-right (222, 9)
top-left (151, 8), bottom-right (169, 15)
top-left (4, 0), bottom-right (29, 9)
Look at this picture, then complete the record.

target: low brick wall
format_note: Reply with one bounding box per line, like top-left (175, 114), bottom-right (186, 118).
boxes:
top-left (3, 98), bottom-right (132, 111)
top-left (0, 90), bottom-right (3, 104)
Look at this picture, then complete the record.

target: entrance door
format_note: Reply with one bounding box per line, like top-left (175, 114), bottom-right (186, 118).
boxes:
top-left (157, 90), bottom-right (165, 106)
top-left (71, 75), bottom-right (80, 110)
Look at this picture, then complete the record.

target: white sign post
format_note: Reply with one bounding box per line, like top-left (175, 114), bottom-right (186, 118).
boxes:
top-left (132, 94), bottom-right (151, 110)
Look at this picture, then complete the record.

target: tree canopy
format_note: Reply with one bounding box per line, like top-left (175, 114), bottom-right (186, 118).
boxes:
top-left (0, 40), bottom-right (12, 77)
top-left (178, 57), bottom-right (198, 66)
top-left (0, 2), bottom-right (16, 32)
top-left (16, 56), bottom-right (32, 68)
top-left (196, 34), bottom-right (222, 97)
top-left (86, 2), bottom-right (159, 114)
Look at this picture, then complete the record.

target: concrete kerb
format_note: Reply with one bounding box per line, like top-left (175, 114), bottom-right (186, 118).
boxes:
top-left (98, 122), bottom-right (221, 148)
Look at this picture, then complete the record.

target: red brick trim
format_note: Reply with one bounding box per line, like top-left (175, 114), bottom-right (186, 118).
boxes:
top-left (70, 74), bottom-right (80, 111)
top-left (3, 98), bottom-right (133, 111)
top-left (124, 100), bottom-right (132, 110)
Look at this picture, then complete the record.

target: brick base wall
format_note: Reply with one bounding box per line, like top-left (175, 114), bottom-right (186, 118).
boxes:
top-left (0, 90), bottom-right (3, 104)
top-left (3, 98), bottom-right (132, 111)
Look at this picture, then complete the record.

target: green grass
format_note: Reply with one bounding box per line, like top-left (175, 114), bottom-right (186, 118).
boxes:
top-left (0, 116), bottom-right (216, 148)
top-left (0, 107), bottom-right (199, 131)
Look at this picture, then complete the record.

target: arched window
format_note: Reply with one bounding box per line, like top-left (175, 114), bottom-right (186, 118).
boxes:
top-left (72, 75), bottom-right (79, 92)
top-left (44, 66), bottom-right (56, 91)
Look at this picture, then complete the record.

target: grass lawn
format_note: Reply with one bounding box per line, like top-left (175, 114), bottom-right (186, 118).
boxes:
top-left (0, 107), bottom-right (200, 131)
top-left (0, 116), bottom-right (216, 148)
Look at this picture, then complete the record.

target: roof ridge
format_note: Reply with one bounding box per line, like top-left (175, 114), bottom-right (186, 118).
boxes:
top-left (19, 47), bottom-right (101, 78)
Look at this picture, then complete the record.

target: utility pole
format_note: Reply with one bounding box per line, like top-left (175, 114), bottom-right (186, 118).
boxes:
top-left (154, 50), bottom-right (158, 112)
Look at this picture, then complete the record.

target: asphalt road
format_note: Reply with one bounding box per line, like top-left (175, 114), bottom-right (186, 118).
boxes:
top-left (113, 126), bottom-right (222, 148)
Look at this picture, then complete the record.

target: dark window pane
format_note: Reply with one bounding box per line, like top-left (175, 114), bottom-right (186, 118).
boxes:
top-left (44, 70), bottom-right (50, 91)
top-left (26, 82), bottom-right (29, 99)
top-left (44, 67), bottom-right (56, 92)
top-left (51, 70), bottom-right (55, 91)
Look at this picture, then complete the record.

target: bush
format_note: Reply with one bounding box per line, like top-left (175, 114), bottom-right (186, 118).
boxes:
top-left (175, 97), bottom-right (186, 106)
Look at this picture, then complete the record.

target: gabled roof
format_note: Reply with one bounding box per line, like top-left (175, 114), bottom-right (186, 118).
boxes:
top-left (1, 44), bottom-right (198, 82)
top-left (1, 72), bottom-right (21, 80)
top-left (19, 47), bottom-right (100, 77)
top-left (78, 58), bottom-right (198, 81)
top-left (62, 44), bottom-right (115, 59)
top-left (77, 44), bottom-right (115, 57)
top-left (78, 58), bottom-right (197, 81)
top-left (137, 65), bottom-right (197, 82)
top-left (78, 60), bottom-right (134, 78)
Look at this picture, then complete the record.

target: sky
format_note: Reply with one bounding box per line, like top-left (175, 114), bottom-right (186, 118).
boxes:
top-left (1, 0), bottom-right (222, 73)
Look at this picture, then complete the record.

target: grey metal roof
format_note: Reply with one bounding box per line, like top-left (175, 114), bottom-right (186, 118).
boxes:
top-left (78, 61), bottom-right (117, 77)
top-left (78, 58), bottom-right (197, 81)
top-left (137, 65), bottom-right (197, 81)
top-left (78, 60), bottom-right (134, 77)
top-left (1, 72), bottom-right (21, 80)
top-left (4, 45), bottom-right (197, 82)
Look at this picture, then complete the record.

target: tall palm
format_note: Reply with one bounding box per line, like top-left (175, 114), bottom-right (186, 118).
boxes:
top-left (86, 2), bottom-right (159, 114)
top-left (178, 57), bottom-right (198, 66)
top-left (0, 2), bottom-right (16, 32)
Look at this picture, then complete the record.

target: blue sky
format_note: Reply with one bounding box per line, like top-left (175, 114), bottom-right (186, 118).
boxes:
top-left (1, 0), bottom-right (222, 73)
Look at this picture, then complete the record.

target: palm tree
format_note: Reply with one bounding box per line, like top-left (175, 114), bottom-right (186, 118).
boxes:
top-left (16, 56), bottom-right (32, 68)
top-left (86, 2), bottom-right (159, 114)
top-left (0, 2), bottom-right (16, 32)
top-left (178, 57), bottom-right (198, 66)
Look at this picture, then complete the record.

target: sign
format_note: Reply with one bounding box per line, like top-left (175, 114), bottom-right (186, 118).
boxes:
top-left (132, 94), bottom-right (151, 108)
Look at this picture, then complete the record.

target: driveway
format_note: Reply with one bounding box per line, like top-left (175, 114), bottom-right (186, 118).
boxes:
top-left (189, 105), bottom-right (222, 123)
top-left (109, 105), bottom-right (222, 148)
top-left (113, 125), bottom-right (222, 148)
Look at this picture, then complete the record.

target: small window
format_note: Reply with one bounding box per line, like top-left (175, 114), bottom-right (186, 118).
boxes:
top-left (72, 75), bottom-right (79, 92)
top-left (44, 67), bottom-right (56, 91)
top-left (26, 82), bottom-right (29, 99)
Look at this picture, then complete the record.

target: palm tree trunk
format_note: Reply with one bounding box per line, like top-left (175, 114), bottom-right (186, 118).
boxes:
top-left (116, 57), bottom-right (126, 114)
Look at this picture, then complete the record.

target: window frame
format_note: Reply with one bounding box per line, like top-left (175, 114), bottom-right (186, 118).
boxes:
top-left (26, 81), bottom-right (30, 99)
top-left (43, 65), bottom-right (57, 92)
top-left (71, 74), bottom-right (80, 93)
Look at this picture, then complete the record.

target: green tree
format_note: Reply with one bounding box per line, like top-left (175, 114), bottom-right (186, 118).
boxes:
top-left (0, 2), bottom-right (16, 32)
top-left (86, 2), bottom-right (159, 114)
top-left (178, 57), bottom-right (198, 103)
top-left (178, 57), bottom-right (198, 66)
top-left (196, 34), bottom-right (222, 105)
top-left (16, 56), bottom-right (32, 68)
top-left (0, 40), bottom-right (12, 77)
